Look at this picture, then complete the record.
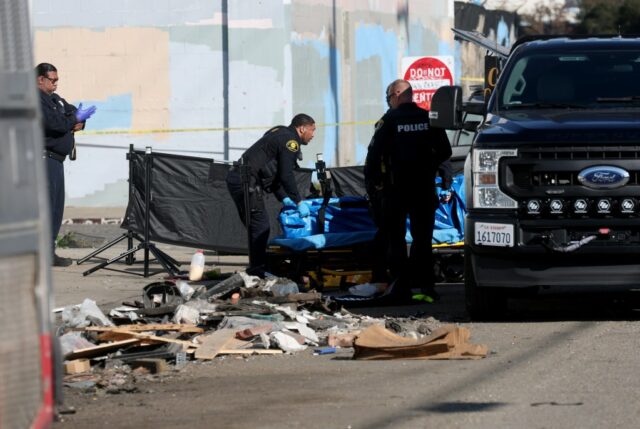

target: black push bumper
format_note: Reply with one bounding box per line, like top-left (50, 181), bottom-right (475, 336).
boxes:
top-left (466, 213), bottom-right (640, 289)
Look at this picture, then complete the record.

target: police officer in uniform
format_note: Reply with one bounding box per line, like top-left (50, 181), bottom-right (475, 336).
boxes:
top-left (365, 84), bottom-right (394, 284)
top-left (226, 113), bottom-right (316, 277)
top-left (36, 63), bottom-right (96, 267)
top-left (365, 79), bottom-right (451, 302)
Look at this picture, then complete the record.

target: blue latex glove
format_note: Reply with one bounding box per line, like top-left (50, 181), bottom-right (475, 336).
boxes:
top-left (297, 201), bottom-right (310, 218)
top-left (439, 189), bottom-right (452, 203)
top-left (75, 103), bottom-right (97, 122)
top-left (282, 197), bottom-right (296, 207)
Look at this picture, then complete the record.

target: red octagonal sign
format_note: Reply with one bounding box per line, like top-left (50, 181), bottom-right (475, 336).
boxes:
top-left (403, 56), bottom-right (453, 110)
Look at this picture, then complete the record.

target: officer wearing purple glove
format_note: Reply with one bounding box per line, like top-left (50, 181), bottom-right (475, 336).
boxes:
top-left (36, 63), bottom-right (97, 267)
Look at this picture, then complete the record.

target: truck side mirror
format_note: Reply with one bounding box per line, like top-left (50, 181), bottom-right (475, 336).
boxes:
top-left (429, 85), bottom-right (463, 130)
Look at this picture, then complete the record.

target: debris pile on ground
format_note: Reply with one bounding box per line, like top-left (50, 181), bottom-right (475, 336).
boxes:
top-left (57, 271), bottom-right (485, 392)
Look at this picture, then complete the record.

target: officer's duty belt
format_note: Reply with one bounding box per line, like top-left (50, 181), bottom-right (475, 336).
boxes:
top-left (44, 150), bottom-right (66, 163)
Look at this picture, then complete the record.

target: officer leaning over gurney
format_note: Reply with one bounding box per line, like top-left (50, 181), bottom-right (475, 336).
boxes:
top-left (226, 114), bottom-right (316, 278)
top-left (365, 79), bottom-right (451, 303)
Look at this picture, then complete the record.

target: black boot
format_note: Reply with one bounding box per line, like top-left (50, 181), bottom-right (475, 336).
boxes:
top-left (376, 277), bottom-right (416, 306)
top-left (53, 254), bottom-right (73, 267)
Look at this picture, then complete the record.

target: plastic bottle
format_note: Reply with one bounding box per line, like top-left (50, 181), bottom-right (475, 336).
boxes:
top-left (189, 249), bottom-right (205, 281)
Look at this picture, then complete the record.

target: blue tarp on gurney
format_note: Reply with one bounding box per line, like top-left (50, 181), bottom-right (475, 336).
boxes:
top-left (271, 175), bottom-right (466, 251)
top-left (270, 230), bottom-right (376, 251)
top-left (433, 174), bottom-right (466, 244)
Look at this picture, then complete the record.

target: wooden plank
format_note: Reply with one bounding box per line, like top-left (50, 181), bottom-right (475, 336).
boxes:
top-left (194, 329), bottom-right (237, 360)
top-left (64, 359), bottom-right (90, 374)
top-left (97, 331), bottom-right (141, 342)
top-left (84, 324), bottom-right (203, 334)
top-left (97, 330), bottom-right (192, 343)
top-left (109, 329), bottom-right (198, 349)
top-left (65, 339), bottom-right (141, 360)
top-left (224, 338), bottom-right (252, 350)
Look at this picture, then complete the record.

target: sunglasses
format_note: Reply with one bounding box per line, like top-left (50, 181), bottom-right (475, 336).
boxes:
top-left (43, 76), bottom-right (58, 84)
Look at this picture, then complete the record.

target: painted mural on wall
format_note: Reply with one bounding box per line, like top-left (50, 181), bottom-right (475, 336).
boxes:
top-left (32, 0), bottom-right (454, 206)
top-left (453, 1), bottom-right (519, 97)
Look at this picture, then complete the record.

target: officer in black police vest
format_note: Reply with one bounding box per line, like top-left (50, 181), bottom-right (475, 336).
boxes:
top-left (226, 114), bottom-right (316, 277)
top-left (365, 79), bottom-right (451, 303)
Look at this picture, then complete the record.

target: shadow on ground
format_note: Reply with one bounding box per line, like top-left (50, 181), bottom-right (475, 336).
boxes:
top-left (349, 283), bottom-right (640, 323)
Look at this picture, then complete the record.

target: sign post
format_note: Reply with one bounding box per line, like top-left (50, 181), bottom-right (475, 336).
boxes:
top-left (402, 56), bottom-right (454, 110)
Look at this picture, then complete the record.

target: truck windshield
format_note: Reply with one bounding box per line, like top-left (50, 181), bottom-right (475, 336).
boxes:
top-left (498, 50), bottom-right (640, 110)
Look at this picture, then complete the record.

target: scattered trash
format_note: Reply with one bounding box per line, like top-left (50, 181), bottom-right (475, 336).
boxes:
top-left (59, 331), bottom-right (96, 356)
top-left (327, 333), bottom-right (357, 348)
top-left (62, 298), bottom-right (113, 328)
top-left (230, 292), bottom-right (240, 305)
top-left (200, 273), bottom-right (245, 300)
top-left (142, 282), bottom-right (183, 310)
top-left (173, 304), bottom-right (200, 325)
top-left (175, 351), bottom-right (188, 368)
top-left (271, 331), bottom-right (307, 352)
top-left (55, 270), bottom-right (486, 395)
top-left (348, 283), bottom-right (386, 297)
top-left (314, 346), bottom-right (336, 355)
top-left (176, 280), bottom-right (196, 300)
top-left (263, 277), bottom-right (299, 296)
top-left (188, 249), bottom-right (206, 281)
top-left (64, 380), bottom-right (97, 391)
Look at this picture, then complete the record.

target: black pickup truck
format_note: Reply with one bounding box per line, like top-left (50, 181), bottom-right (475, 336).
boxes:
top-left (431, 35), bottom-right (640, 319)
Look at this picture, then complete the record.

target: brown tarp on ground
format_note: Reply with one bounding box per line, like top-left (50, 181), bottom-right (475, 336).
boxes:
top-left (353, 324), bottom-right (488, 360)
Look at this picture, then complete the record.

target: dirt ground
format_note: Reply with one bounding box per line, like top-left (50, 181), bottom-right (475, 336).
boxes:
top-left (51, 224), bottom-right (640, 429)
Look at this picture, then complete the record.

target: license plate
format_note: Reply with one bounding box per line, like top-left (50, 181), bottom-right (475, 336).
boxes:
top-left (474, 222), bottom-right (514, 247)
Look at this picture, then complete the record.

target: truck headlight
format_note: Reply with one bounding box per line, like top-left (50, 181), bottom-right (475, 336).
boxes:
top-left (473, 149), bottom-right (518, 209)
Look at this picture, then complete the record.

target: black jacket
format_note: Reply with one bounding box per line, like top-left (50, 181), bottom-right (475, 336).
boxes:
top-left (39, 90), bottom-right (78, 156)
top-left (240, 125), bottom-right (303, 202)
top-left (365, 102), bottom-right (452, 194)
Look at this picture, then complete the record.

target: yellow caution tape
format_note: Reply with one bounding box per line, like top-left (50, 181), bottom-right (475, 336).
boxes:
top-left (460, 77), bottom-right (485, 83)
top-left (78, 119), bottom-right (378, 136)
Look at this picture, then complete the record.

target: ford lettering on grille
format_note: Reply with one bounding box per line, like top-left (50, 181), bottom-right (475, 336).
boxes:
top-left (577, 166), bottom-right (629, 189)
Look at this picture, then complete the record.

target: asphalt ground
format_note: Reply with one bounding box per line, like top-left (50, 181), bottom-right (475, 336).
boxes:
top-left (52, 221), bottom-right (640, 429)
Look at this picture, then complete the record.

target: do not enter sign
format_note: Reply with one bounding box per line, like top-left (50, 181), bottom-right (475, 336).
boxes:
top-left (402, 56), bottom-right (454, 110)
